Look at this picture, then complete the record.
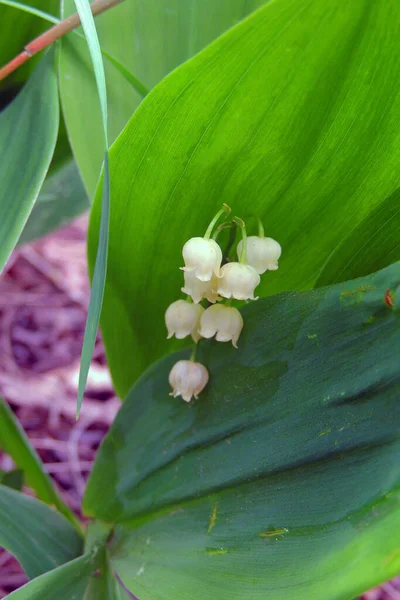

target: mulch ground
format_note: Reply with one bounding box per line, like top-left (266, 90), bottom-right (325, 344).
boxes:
top-left (0, 217), bottom-right (398, 598)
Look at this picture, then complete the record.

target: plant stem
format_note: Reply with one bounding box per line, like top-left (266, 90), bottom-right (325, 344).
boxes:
top-left (190, 342), bottom-right (198, 361)
top-left (257, 216), bottom-right (265, 238)
top-left (0, 0), bottom-right (124, 82)
top-left (234, 217), bottom-right (247, 264)
top-left (204, 203), bottom-right (231, 239)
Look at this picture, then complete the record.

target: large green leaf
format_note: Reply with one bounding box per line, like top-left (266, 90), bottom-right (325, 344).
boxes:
top-left (84, 263), bottom-right (400, 599)
top-left (0, 50), bottom-right (58, 272)
top-left (0, 397), bottom-right (80, 530)
top-left (59, 0), bottom-right (266, 196)
top-left (18, 160), bottom-right (89, 245)
top-left (0, 485), bottom-right (82, 578)
top-left (88, 0), bottom-right (400, 397)
top-left (6, 553), bottom-right (95, 599)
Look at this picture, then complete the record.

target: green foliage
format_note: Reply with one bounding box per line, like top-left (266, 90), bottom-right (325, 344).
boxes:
top-left (0, 485), bottom-right (83, 578)
top-left (0, 397), bottom-right (80, 529)
top-left (88, 0), bottom-right (400, 398)
top-left (84, 262), bottom-right (400, 600)
top-left (59, 0), bottom-right (267, 196)
top-left (0, 469), bottom-right (23, 490)
top-left (69, 0), bottom-right (110, 417)
top-left (18, 160), bottom-right (89, 245)
top-left (0, 0), bottom-right (58, 87)
top-left (0, 50), bottom-right (59, 272)
top-left (5, 554), bottom-right (96, 599)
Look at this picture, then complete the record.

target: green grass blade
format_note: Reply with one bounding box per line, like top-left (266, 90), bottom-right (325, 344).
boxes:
top-left (72, 0), bottom-right (107, 145)
top-left (71, 0), bottom-right (110, 418)
top-left (77, 152), bottom-right (110, 418)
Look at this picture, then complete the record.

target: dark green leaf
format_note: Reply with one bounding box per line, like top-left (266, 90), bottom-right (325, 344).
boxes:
top-left (85, 263), bottom-right (400, 599)
top-left (0, 484), bottom-right (83, 578)
top-left (6, 553), bottom-right (95, 599)
top-left (88, 0), bottom-right (400, 397)
top-left (59, 0), bottom-right (267, 196)
top-left (18, 160), bottom-right (89, 245)
top-left (0, 50), bottom-right (58, 272)
top-left (0, 468), bottom-right (24, 490)
top-left (0, 397), bottom-right (81, 530)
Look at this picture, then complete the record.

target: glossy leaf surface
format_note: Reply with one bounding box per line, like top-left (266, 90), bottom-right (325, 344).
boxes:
top-left (88, 0), bottom-right (400, 396)
top-left (59, 0), bottom-right (266, 196)
top-left (85, 263), bottom-right (400, 600)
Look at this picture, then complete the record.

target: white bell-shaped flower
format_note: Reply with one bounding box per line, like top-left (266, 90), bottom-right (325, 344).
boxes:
top-left (181, 270), bottom-right (219, 304)
top-left (199, 304), bottom-right (243, 348)
top-left (165, 300), bottom-right (204, 342)
top-left (237, 236), bottom-right (281, 274)
top-left (169, 360), bottom-right (209, 402)
top-left (181, 237), bottom-right (222, 281)
top-left (217, 262), bottom-right (260, 300)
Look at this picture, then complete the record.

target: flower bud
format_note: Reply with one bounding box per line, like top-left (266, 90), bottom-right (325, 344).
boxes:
top-left (237, 236), bottom-right (281, 274)
top-left (165, 300), bottom-right (204, 342)
top-left (181, 270), bottom-right (219, 304)
top-left (217, 262), bottom-right (260, 300)
top-left (199, 304), bottom-right (243, 348)
top-left (181, 237), bottom-right (222, 281)
top-left (169, 360), bottom-right (209, 402)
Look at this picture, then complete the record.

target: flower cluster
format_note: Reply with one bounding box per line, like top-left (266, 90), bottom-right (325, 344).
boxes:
top-left (165, 206), bottom-right (281, 402)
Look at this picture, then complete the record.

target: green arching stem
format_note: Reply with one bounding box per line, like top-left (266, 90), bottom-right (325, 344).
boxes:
top-left (204, 203), bottom-right (231, 239)
top-left (257, 216), bottom-right (265, 238)
top-left (190, 342), bottom-right (198, 361)
top-left (211, 220), bottom-right (234, 240)
top-left (234, 217), bottom-right (247, 264)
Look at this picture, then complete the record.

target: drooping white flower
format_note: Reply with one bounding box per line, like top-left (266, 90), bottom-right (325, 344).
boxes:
top-left (181, 237), bottom-right (222, 281)
top-left (165, 300), bottom-right (204, 342)
top-left (168, 360), bottom-right (209, 402)
top-left (237, 236), bottom-right (281, 273)
top-left (217, 262), bottom-right (260, 300)
top-left (199, 304), bottom-right (243, 348)
top-left (181, 270), bottom-right (219, 304)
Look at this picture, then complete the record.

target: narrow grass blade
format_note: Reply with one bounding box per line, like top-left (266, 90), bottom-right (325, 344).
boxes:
top-left (77, 152), bottom-right (110, 418)
top-left (72, 0), bottom-right (107, 144)
top-left (70, 0), bottom-right (110, 418)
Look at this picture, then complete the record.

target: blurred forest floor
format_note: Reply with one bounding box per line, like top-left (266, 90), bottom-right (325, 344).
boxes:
top-left (0, 217), bottom-right (398, 598)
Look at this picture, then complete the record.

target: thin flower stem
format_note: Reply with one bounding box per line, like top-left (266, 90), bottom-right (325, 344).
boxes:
top-left (221, 221), bottom-right (238, 263)
top-left (204, 203), bottom-right (231, 239)
top-left (211, 221), bottom-right (234, 240)
top-left (190, 342), bottom-right (198, 361)
top-left (234, 217), bottom-right (247, 264)
top-left (257, 217), bottom-right (265, 238)
top-left (0, 0), bottom-right (124, 82)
